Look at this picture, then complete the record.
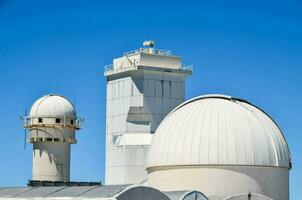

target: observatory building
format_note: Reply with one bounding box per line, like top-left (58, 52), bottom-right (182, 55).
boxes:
top-left (23, 94), bottom-right (83, 182)
top-left (147, 94), bottom-right (291, 200)
top-left (0, 41), bottom-right (292, 200)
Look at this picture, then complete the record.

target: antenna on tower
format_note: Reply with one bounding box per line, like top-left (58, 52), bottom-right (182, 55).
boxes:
top-left (143, 40), bottom-right (155, 48)
top-left (23, 108), bottom-right (28, 150)
top-left (73, 94), bottom-right (77, 108)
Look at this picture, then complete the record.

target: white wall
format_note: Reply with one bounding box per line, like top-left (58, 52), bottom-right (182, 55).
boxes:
top-left (33, 142), bottom-right (70, 181)
top-left (113, 53), bottom-right (181, 70)
top-left (105, 70), bottom-right (187, 185)
top-left (30, 125), bottom-right (75, 181)
top-left (147, 166), bottom-right (289, 200)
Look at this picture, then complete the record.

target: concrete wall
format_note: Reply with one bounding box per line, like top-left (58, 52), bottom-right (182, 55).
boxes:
top-left (139, 53), bottom-right (181, 69)
top-left (30, 126), bottom-right (74, 181)
top-left (33, 142), bottom-right (70, 181)
top-left (105, 70), bottom-right (187, 185)
top-left (113, 53), bottom-right (181, 70)
top-left (147, 166), bottom-right (289, 200)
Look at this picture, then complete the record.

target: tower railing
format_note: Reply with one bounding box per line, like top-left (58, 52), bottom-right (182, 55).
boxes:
top-left (181, 65), bottom-right (193, 72)
top-left (22, 116), bottom-right (84, 130)
top-left (123, 48), bottom-right (172, 56)
top-left (104, 64), bottom-right (193, 74)
top-left (104, 64), bottom-right (114, 72)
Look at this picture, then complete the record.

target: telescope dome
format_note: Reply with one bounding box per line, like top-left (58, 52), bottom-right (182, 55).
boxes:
top-left (29, 94), bottom-right (76, 118)
top-left (147, 94), bottom-right (291, 169)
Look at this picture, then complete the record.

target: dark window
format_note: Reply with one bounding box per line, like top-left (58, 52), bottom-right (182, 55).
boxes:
top-left (54, 138), bottom-right (59, 142)
top-left (38, 118), bottom-right (42, 123)
top-left (70, 120), bottom-right (74, 125)
top-left (55, 118), bottom-right (61, 123)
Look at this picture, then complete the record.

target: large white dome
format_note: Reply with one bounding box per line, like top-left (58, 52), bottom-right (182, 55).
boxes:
top-left (147, 94), bottom-right (291, 169)
top-left (29, 94), bottom-right (76, 118)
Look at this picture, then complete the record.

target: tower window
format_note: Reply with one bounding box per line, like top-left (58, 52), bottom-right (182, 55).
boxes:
top-left (55, 118), bottom-right (61, 123)
top-left (38, 118), bottom-right (43, 123)
top-left (70, 120), bottom-right (74, 125)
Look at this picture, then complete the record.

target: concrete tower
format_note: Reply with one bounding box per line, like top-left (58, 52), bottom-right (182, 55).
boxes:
top-left (104, 41), bottom-right (192, 185)
top-left (23, 94), bottom-right (83, 182)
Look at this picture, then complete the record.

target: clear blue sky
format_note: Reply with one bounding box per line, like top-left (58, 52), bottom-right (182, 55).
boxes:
top-left (0, 0), bottom-right (301, 198)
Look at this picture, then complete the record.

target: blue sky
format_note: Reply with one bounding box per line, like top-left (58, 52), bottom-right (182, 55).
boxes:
top-left (0, 0), bottom-right (301, 198)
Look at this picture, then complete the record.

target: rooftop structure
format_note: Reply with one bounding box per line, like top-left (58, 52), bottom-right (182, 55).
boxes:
top-left (104, 40), bottom-right (192, 76)
top-left (23, 94), bottom-right (83, 182)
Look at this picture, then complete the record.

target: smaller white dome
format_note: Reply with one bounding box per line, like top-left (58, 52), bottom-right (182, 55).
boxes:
top-left (29, 94), bottom-right (76, 118)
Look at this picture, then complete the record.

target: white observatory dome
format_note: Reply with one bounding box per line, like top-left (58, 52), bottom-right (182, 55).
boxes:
top-left (147, 94), bottom-right (291, 200)
top-left (147, 94), bottom-right (291, 169)
top-left (29, 94), bottom-right (76, 118)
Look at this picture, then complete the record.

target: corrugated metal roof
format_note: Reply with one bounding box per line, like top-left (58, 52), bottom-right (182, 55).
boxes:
top-left (0, 185), bottom-right (202, 200)
top-left (0, 185), bottom-right (129, 199)
top-left (0, 187), bottom-right (34, 198)
top-left (0, 185), bottom-right (210, 200)
top-left (147, 94), bottom-right (291, 169)
top-left (26, 187), bottom-right (66, 198)
top-left (80, 185), bottom-right (129, 198)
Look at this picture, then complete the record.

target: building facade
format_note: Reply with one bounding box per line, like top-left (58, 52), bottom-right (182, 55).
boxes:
top-left (104, 41), bottom-right (192, 184)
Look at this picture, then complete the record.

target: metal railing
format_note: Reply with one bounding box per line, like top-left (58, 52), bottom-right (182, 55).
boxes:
top-left (104, 64), bottom-right (193, 74)
top-left (123, 48), bottom-right (172, 56)
top-left (104, 64), bottom-right (114, 72)
top-left (104, 65), bottom-right (137, 74)
top-left (22, 116), bottom-right (84, 130)
top-left (181, 65), bottom-right (193, 72)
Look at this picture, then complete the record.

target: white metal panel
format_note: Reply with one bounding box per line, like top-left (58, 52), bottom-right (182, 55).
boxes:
top-left (107, 83), bottom-right (113, 100)
top-left (144, 71), bottom-right (163, 80)
top-left (114, 81), bottom-right (119, 99)
top-left (132, 79), bottom-right (142, 96)
top-left (118, 134), bottom-right (153, 146)
top-left (144, 79), bottom-right (155, 96)
top-left (171, 81), bottom-right (182, 98)
top-left (124, 78), bottom-right (132, 97)
top-left (130, 96), bottom-right (144, 107)
top-left (163, 81), bottom-right (171, 98)
top-left (126, 122), bottom-right (150, 133)
top-left (144, 97), bottom-right (163, 115)
top-left (111, 115), bottom-right (127, 133)
top-left (119, 80), bottom-right (124, 98)
top-left (147, 94), bottom-right (291, 169)
top-left (155, 80), bottom-right (163, 97)
top-left (139, 53), bottom-right (182, 69)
